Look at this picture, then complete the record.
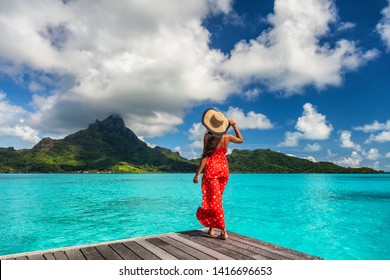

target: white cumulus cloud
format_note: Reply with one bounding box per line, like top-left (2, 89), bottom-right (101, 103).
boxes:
top-left (377, 0), bottom-right (390, 50)
top-left (337, 22), bottom-right (356, 32)
top-left (0, 126), bottom-right (40, 144)
top-left (354, 120), bottom-right (390, 143)
top-left (354, 120), bottom-right (390, 132)
top-left (280, 132), bottom-right (302, 147)
top-left (0, 92), bottom-right (40, 145)
top-left (295, 103), bottom-right (333, 139)
top-left (303, 156), bottom-right (317, 162)
top-left (280, 103), bottom-right (333, 146)
top-left (242, 88), bottom-right (261, 101)
top-left (365, 148), bottom-right (381, 160)
top-left (188, 122), bottom-right (207, 149)
top-left (0, 0), bottom-right (236, 138)
top-left (0, 0), bottom-right (381, 147)
top-left (304, 143), bottom-right (322, 152)
top-left (367, 131), bottom-right (390, 143)
top-left (221, 0), bottom-right (378, 93)
top-left (340, 130), bottom-right (361, 151)
top-left (334, 151), bottom-right (362, 168)
top-left (224, 106), bottom-right (273, 130)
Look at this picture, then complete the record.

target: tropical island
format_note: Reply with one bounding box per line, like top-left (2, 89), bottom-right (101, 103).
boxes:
top-left (0, 115), bottom-right (383, 174)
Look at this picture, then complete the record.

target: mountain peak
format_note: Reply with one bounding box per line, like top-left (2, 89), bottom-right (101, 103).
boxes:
top-left (88, 114), bottom-right (137, 139)
top-left (96, 114), bottom-right (126, 128)
top-left (33, 137), bottom-right (55, 150)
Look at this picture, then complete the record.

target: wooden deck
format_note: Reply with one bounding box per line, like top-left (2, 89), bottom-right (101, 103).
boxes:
top-left (0, 229), bottom-right (322, 260)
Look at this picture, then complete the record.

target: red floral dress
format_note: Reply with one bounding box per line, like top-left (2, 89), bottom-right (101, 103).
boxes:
top-left (196, 135), bottom-right (229, 229)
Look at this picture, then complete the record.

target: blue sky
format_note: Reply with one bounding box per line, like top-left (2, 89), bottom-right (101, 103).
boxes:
top-left (0, 0), bottom-right (389, 171)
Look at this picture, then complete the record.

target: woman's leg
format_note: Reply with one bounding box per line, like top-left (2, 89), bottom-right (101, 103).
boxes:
top-left (218, 228), bottom-right (228, 239)
top-left (208, 178), bottom-right (226, 229)
top-left (197, 178), bottom-right (225, 230)
top-left (218, 176), bottom-right (229, 240)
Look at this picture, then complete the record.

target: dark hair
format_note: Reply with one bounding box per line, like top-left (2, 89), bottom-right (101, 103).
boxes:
top-left (202, 131), bottom-right (222, 158)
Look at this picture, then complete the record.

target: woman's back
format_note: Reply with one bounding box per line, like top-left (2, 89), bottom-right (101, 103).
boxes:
top-left (203, 135), bottom-right (228, 179)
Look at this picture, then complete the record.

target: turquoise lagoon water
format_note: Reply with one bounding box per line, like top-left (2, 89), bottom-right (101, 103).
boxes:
top-left (0, 173), bottom-right (389, 259)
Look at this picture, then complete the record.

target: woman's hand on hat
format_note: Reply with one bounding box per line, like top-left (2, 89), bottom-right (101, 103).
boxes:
top-left (229, 119), bottom-right (237, 127)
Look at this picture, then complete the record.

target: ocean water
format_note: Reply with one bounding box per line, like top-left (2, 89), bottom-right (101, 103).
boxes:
top-left (0, 173), bottom-right (389, 259)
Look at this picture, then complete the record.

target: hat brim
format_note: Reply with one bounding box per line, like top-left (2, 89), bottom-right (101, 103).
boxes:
top-left (201, 108), bottom-right (230, 135)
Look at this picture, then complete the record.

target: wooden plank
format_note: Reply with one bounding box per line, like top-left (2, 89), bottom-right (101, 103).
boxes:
top-left (135, 239), bottom-right (178, 260)
top-left (43, 253), bottom-right (56, 260)
top-left (184, 231), bottom-right (260, 260)
top-left (228, 234), bottom-right (295, 260)
top-left (223, 237), bottom-right (285, 260)
top-left (168, 234), bottom-right (233, 260)
top-left (65, 248), bottom-right (86, 260)
top-left (53, 251), bottom-right (68, 260)
top-left (161, 236), bottom-right (216, 260)
top-left (109, 243), bottom-right (142, 260)
top-left (189, 230), bottom-right (299, 260)
top-left (80, 247), bottom-right (104, 260)
top-left (228, 232), bottom-right (320, 260)
top-left (27, 254), bottom-right (45, 260)
top-left (146, 237), bottom-right (197, 260)
top-left (0, 229), bottom-right (321, 261)
top-left (178, 232), bottom-right (254, 260)
top-left (189, 230), bottom-right (284, 260)
top-left (122, 241), bottom-right (160, 260)
top-left (95, 245), bottom-right (123, 260)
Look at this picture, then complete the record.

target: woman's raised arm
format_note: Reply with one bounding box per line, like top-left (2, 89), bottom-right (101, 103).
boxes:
top-left (227, 119), bottom-right (243, 144)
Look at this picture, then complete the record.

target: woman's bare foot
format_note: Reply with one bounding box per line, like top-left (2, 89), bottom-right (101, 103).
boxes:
top-left (207, 227), bottom-right (215, 237)
top-left (218, 229), bottom-right (228, 240)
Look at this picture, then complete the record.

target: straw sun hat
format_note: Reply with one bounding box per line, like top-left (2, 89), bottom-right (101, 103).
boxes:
top-left (201, 108), bottom-right (230, 135)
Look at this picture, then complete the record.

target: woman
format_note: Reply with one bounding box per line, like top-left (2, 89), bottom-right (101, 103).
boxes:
top-left (193, 108), bottom-right (243, 240)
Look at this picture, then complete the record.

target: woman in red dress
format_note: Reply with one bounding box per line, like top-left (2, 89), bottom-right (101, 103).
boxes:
top-left (193, 108), bottom-right (243, 240)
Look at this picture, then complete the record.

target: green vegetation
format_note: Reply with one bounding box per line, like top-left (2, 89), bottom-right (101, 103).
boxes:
top-left (108, 162), bottom-right (148, 173)
top-left (227, 149), bottom-right (383, 173)
top-left (0, 115), bottom-right (197, 173)
top-left (0, 115), bottom-right (383, 174)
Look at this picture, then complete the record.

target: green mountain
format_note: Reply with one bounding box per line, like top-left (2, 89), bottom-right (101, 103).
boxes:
top-left (0, 115), bottom-right (196, 173)
top-left (227, 149), bottom-right (383, 173)
top-left (0, 115), bottom-right (383, 173)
